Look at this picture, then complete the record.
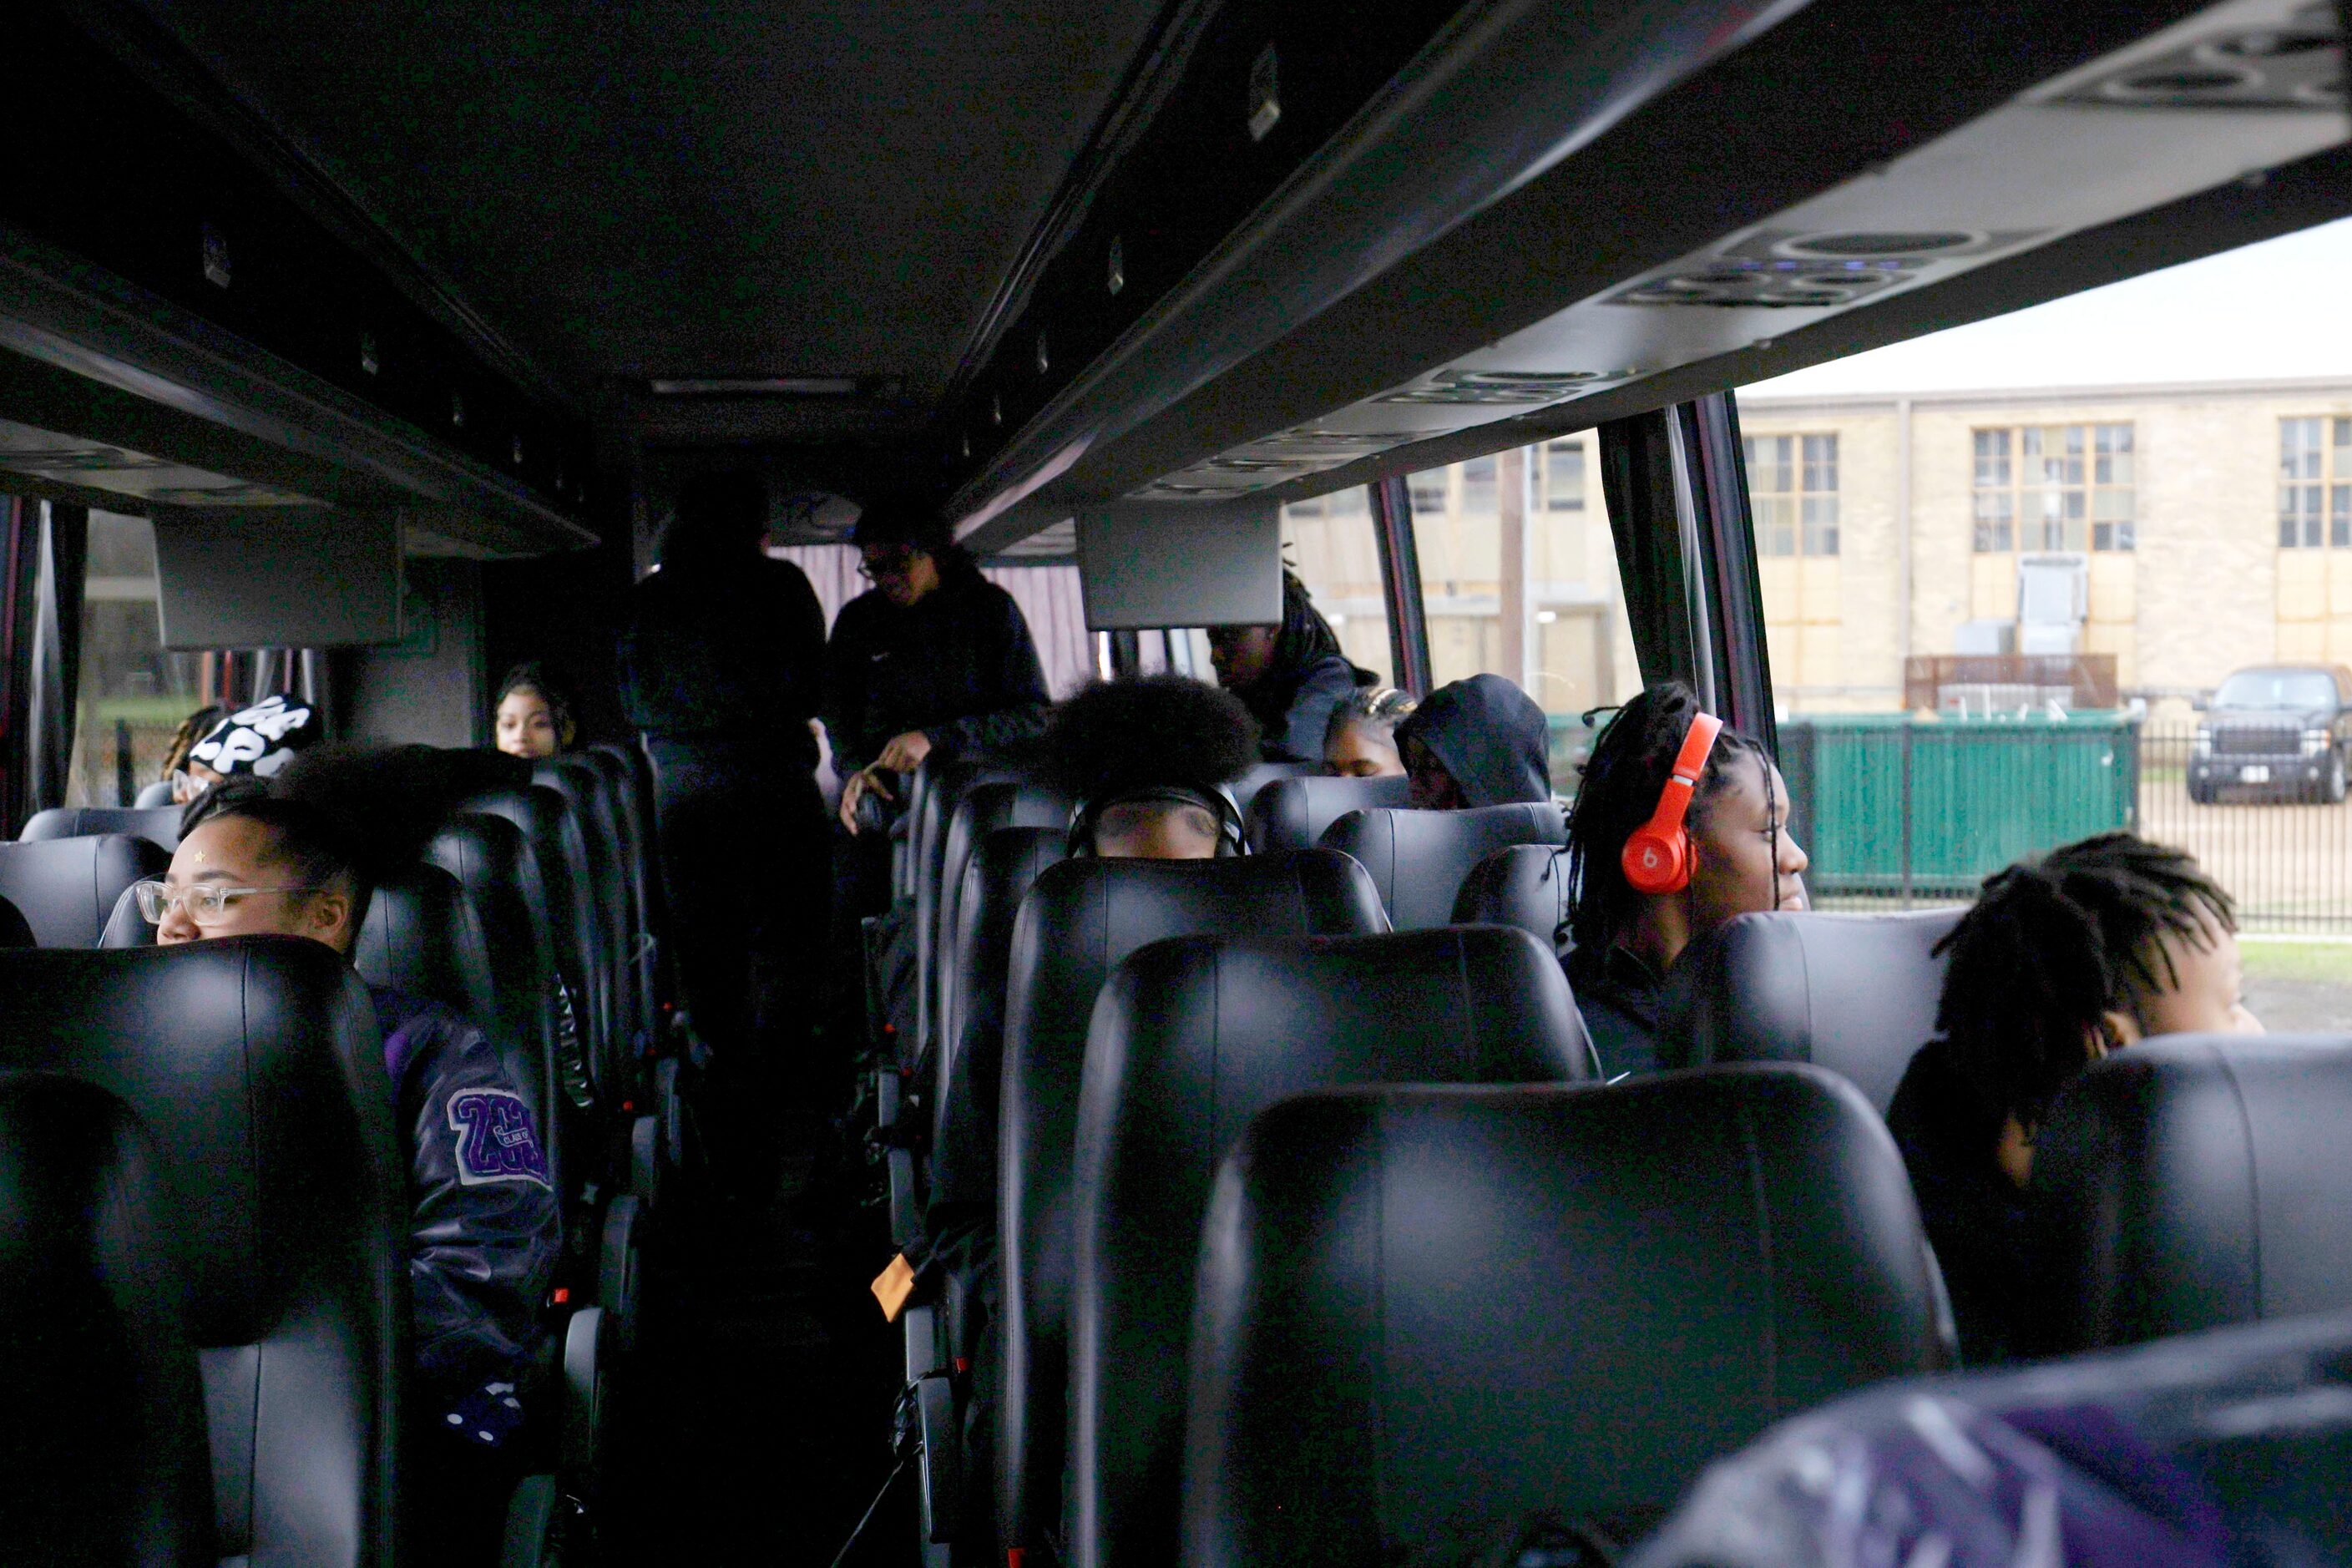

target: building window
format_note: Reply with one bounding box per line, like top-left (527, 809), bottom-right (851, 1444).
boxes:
top-left (1459, 455), bottom-right (1498, 516)
top-left (1409, 466), bottom-right (1449, 517)
top-left (1972, 422), bottom-right (2135, 553)
top-left (2279, 416), bottom-right (2352, 549)
top-left (1543, 439), bottom-right (1586, 511)
top-left (1744, 433), bottom-right (1839, 557)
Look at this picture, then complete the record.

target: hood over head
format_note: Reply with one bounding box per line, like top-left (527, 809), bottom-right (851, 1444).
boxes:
top-left (1395, 674), bottom-right (1552, 807)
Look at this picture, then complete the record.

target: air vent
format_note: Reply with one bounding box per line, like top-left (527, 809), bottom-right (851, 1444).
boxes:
top-left (1784, 231), bottom-right (1978, 256)
top-left (1610, 262), bottom-right (1909, 309)
top-left (1376, 367), bottom-right (1621, 405)
top-left (2063, 8), bottom-right (2342, 108)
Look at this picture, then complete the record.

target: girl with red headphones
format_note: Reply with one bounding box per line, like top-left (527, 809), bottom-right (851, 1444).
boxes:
top-left (1560, 682), bottom-right (1808, 1078)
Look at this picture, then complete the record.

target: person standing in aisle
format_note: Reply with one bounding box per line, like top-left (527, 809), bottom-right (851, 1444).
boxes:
top-left (617, 468), bottom-right (828, 1193)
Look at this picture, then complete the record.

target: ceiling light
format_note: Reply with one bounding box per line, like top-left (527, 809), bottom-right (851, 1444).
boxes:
top-left (648, 377), bottom-right (865, 397)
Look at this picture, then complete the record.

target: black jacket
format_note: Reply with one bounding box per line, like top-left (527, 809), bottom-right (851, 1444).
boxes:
top-left (1563, 943), bottom-right (1665, 1080)
top-left (1395, 673), bottom-right (1553, 806)
top-left (1886, 1036), bottom-right (2046, 1367)
top-left (618, 554), bottom-right (827, 771)
top-left (372, 987), bottom-right (562, 1439)
top-left (822, 569), bottom-right (1051, 774)
top-left (1247, 653), bottom-right (1363, 764)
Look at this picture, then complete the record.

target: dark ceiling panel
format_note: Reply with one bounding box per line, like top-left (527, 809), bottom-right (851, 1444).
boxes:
top-left (122, 0), bottom-right (1173, 397)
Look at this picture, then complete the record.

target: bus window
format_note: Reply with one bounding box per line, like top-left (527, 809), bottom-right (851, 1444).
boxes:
top-left (1740, 216), bottom-right (2352, 1027)
top-left (1388, 441), bottom-right (1640, 788)
top-left (1281, 485), bottom-right (1392, 688)
top-left (67, 511), bottom-right (203, 808)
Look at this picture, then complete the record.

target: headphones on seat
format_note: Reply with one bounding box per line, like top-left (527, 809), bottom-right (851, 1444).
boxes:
top-left (1620, 711), bottom-right (1722, 896)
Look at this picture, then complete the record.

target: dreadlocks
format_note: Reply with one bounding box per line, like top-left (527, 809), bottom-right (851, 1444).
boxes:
top-left (1560, 682), bottom-right (1776, 953)
top-left (1931, 832), bottom-right (2236, 1136)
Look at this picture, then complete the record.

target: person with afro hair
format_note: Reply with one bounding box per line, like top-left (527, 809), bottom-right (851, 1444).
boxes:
top-left (1040, 675), bottom-right (1261, 858)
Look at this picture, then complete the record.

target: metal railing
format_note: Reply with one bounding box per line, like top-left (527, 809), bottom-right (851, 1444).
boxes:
top-left (1785, 717), bottom-right (2352, 933)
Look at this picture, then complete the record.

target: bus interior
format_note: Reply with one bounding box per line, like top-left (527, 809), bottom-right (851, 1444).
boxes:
top-left (3, 0), bottom-right (2352, 1562)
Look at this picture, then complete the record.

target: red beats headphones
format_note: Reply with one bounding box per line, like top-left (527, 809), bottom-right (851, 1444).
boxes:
top-left (1620, 711), bottom-right (1722, 895)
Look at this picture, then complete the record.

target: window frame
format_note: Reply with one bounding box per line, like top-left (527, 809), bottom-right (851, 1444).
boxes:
top-left (1742, 430), bottom-right (1840, 558)
top-left (2277, 414), bottom-right (2352, 551)
top-left (1970, 420), bottom-right (2137, 555)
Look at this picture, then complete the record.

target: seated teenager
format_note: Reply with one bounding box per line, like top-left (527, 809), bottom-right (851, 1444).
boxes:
top-left (145, 784), bottom-right (559, 1556)
top-left (493, 661), bottom-right (575, 760)
top-left (1044, 674), bottom-right (1262, 859)
top-left (1323, 686), bottom-right (1416, 778)
top-left (1558, 682), bottom-right (1808, 1078)
top-left (169, 693), bottom-right (320, 803)
top-left (1887, 832), bottom-right (2258, 1366)
top-left (1208, 571), bottom-right (1371, 765)
top-left (1393, 673), bottom-right (1553, 809)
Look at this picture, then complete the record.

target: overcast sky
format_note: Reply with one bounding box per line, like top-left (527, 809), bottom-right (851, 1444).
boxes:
top-left (1743, 215), bottom-right (2352, 399)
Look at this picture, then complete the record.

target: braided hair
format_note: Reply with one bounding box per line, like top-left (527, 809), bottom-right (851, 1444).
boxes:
top-left (1560, 682), bottom-right (1777, 954)
top-left (1932, 832), bottom-right (2235, 1137)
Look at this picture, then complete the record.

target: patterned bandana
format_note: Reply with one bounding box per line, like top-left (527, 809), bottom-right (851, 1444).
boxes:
top-left (186, 695), bottom-right (319, 779)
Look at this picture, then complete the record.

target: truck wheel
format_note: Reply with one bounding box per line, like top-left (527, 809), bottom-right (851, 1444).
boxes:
top-left (2188, 775), bottom-right (2215, 806)
top-left (2329, 752), bottom-right (2349, 805)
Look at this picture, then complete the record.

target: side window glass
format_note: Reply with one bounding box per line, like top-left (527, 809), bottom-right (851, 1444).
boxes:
top-left (1280, 485), bottom-right (1393, 686)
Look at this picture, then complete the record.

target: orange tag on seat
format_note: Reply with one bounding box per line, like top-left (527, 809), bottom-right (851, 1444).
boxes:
top-left (871, 1252), bottom-right (917, 1322)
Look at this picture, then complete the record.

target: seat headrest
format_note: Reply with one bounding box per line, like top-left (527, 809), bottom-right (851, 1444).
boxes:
top-left (1661, 907), bottom-right (1964, 1114)
top-left (352, 862), bottom-right (498, 1025)
top-left (1243, 772), bottom-right (1412, 854)
top-left (0, 939), bottom-right (400, 1342)
top-left (0, 939), bottom-right (402, 1565)
top-left (18, 805), bottom-right (185, 852)
top-left (134, 777), bottom-right (179, 809)
top-left (0, 1072), bottom-right (212, 1568)
top-left (2038, 1034), bottom-right (2352, 1353)
top-left (1182, 1068), bottom-right (1949, 1564)
top-left (1230, 761), bottom-right (1313, 817)
top-left (1318, 802), bottom-right (1567, 930)
top-left (0, 834), bottom-right (172, 948)
top-left (1070, 928), bottom-right (1595, 1560)
top-left (1451, 842), bottom-right (1571, 952)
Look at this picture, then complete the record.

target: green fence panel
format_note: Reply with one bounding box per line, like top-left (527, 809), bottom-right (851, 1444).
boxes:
top-left (1784, 713), bottom-right (2137, 898)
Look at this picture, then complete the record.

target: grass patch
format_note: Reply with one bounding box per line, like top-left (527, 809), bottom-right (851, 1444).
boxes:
top-left (2239, 939), bottom-right (2352, 985)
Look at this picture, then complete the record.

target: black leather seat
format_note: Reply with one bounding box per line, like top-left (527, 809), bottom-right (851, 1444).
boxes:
top-left (1227, 760), bottom-right (1312, 818)
top-left (1182, 1067), bottom-right (1951, 1565)
top-left (2038, 1034), bottom-right (2352, 1353)
top-left (535, 759), bottom-right (650, 1105)
top-left (579, 743), bottom-right (663, 984)
top-left (1451, 842), bottom-right (1572, 953)
top-left (1319, 802), bottom-right (1566, 930)
top-left (19, 803), bottom-right (186, 851)
top-left (352, 863), bottom-right (500, 1024)
top-left (933, 781), bottom-right (1072, 1081)
top-left (429, 812), bottom-right (571, 1184)
top-left (0, 1071), bottom-right (212, 1567)
top-left (933, 828), bottom-right (1069, 1190)
top-left (0, 893), bottom-right (30, 948)
top-left (0, 938), bottom-right (405, 1567)
top-left (913, 757), bottom-right (1019, 1072)
top-left (1070, 927), bottom-right (1596, 1568)
top-left (997, 848), bottom-right (1388, 1558)
top-left (468, 787), bottom-right (609, 1109)
top-left (1659, 908), bottom-right (1964, 1115)
top-left (1242, 773), bottom-right (1410, 854)
top-left (0, 833), bottom-right (170, 948)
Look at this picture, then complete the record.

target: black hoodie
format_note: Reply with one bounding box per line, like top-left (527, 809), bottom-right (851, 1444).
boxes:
top-left (1394, 674), bottom-right (1553, 807)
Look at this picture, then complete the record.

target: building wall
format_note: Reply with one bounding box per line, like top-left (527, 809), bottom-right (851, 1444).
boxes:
top-left (1744, 378), bottom-right (2352, 711)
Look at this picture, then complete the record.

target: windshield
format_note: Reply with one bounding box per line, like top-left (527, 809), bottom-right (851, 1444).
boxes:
top-left (2213, 669), bottom-right (2338, 711)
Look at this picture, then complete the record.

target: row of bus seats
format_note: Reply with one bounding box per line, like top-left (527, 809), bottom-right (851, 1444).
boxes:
top-left (878, 746), bottom-right (2352, 1564)
top-left (0, 740), bottom-right (676, 1555)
